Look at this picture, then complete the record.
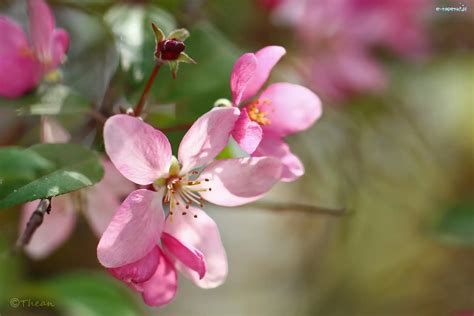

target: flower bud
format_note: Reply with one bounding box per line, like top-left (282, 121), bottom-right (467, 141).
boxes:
top-left (157, 39), bottom-right (185, 61)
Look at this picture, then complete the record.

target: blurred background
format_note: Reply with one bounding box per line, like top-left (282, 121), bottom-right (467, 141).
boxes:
top-left (0, 0), bottom-right (473, 315)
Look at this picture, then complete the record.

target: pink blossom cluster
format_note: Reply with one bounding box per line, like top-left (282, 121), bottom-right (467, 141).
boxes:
top-left (259, 0), bottom-right (431, 100)
top-left (0, 0), bottom-right (68, 98)
top-left (97, 46), bottom-right (321, 305)
top-left (2, 0), bottom-right (322, 308)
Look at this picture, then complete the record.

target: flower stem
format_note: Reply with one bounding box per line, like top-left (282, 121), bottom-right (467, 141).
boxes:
top-left (15, 198), bottom-right (52, 251)
top-left (134, 62), bottom-right (162, 116)
top-left (249, 201), bottom-right (347, 216)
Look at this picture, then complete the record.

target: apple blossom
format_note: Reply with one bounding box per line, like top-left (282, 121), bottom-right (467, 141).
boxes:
top-left (98, 107), bottom-right (282, 306)
top-left (0, 0), bottom-right (69, 98)
top-left (229, 46), bottom-right (322, 181)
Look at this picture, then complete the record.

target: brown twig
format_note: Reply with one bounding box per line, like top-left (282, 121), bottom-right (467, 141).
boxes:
top-left (161, 123), bottom-right (193, 133)
top-left (15, 198), bottom-right (52, 251)
top-left (134, 62), bottom-right (163, 117)
top-left (249, 201), bottom-right (347, 216)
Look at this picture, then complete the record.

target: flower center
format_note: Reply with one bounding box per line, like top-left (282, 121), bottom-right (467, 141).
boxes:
top-left (157, 170), bottom-right (212, 219)
top-left (246, 99), bottom-right (271, 126)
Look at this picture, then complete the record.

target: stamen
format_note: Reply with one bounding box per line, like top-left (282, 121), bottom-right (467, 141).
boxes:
top-left (246, 99), bottom-right (271, 126)
top-left (161, 171), bottom-right (212, 216)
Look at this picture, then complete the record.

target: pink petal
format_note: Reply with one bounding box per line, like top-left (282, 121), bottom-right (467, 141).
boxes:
top-left (84, 188), bottom-right (120, 238)
top-left (230, 53), bottom-right (257, 105)
top-left (0, 17), bottom-right (29, 55)
top-left (178, 107), bottom-right (240, 173)
top-left (50, 28), bottom-right (69, 70)
top-left (231, 108), bottom-right (263, 154)
top-left (97, 189), bottom-right (164, 268)
top-left (253, 134), bottom-right (304, 182)
top-left (28, 0), bottom-right (54, 59)
top-left (104, 115), bottom-right (172, 185)
top-left (109, 246), bottom-right (160, 286)
top-left (200, 157), bottom-right (282, 206)
top-left (140, 249), bottom-right (178, 307)
top-left (41, 116), bottom-right (70, 143)
top-left (20, 196), bottom-right (76, 260)
top-left (0, 55), bottom-right (41, 98)
top-left (259, 83), bottom-right (322, 137)
top-left (161, 232), bottom-right (206, 280)
top-left (83, 159), bottom-right (134, 237)
top-left (100, 159), bottom-right (136, 198)
top-left (164, 206), bottom-right (227, 288)
top-left (240, 46), bottom-right (286, 104)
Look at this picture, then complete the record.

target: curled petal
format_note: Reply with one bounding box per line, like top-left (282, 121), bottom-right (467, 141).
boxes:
top-left (253, 135), bottom-right (304, 182)
top-left (240, 46), bottom-right (286, 103)
top-left (200, 157), bottom-right (282, 206)
top-left (178, 107), bottom-right (240, 173)
top-left (20, 196), bottom-right (76, 260)
top-left (28, 0), bottom-right (54, 58)
top-left (104, 115), bottom-right (172, 185)
top-left (97, 189), bottom-right (164, 268)
top-left (162, 232), bottom-right (206, 279)
top-left (140, 249), bottom-right (178, 307)
top-left (230, 53), bottom-right (257, 105)
top-left (109, 246), bottom-right (160, 286)
top-left (41, 116), bottom-right (70, 143)
top-left (164, 206), bottom-right (227, 288)
top-left (231, 108), bottom-right (263, 154)
top-left (50, 29), bottom-right (69, 69)
top-left (259, 83), bottom-right (322, 137)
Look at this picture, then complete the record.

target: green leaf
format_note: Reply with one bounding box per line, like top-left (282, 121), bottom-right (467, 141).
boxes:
top-left (15, 84), bottom-right (91, 116)
top-left (0, 147), bottom-right (54, 200)
top-left (0, 144), bottom-right (104, 208)
top-left (42, 271), bottom-right (144, 316)
top-left (434, 199), bottom-right (474, 246)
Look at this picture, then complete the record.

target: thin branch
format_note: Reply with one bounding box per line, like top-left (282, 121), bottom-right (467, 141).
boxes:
top-left (87, 109), bottom-right (107, 125)
top-left (249, 201), bottom-right (347, 216)
top-left (134, 62), bottom-right (163, 117)
top-left (15, 198), bottom-right (52, 251)
top-left (161, 123), bottom-right (193, 133)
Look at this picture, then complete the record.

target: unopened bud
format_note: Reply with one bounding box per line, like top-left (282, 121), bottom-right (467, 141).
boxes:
top-left (157, 39), bottom-right (185, 61)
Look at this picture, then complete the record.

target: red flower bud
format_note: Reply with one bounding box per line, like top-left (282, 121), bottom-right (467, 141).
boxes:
top-left (157, 39), bottom-right (185, 61)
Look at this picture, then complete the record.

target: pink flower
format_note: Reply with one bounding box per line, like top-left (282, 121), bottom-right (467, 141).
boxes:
top-left (229, 46), bottom-right (322, 181)
top-left (19, 117), bottom-right (134, 259)
top-left (98, 107), bottom-right (282, 306)
top-left (0, 0), bottom-right (69, 98)
top-left (261, 0), bottom-right (431, 100)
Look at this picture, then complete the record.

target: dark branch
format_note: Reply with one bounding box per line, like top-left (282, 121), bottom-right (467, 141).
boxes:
top-left (249, 201), bottom-right (347, 216)
top-left (15, 198), bottom-right (52, 250)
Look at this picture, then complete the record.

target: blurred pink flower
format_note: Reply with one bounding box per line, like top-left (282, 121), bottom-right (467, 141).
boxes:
top-left (98, 108), bottom-right (282, 306)
top-left (0, 0), bottom-right (69, 98)
top-left (230, 46), bottom-right (322, 181)
top-left (262, 0), bottom-right (431, 100)
top-left (20, 117), bottom-right (134, 259)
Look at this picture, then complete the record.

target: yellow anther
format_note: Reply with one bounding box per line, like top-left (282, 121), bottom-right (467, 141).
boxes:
top-left (246, 100), bottom-right (271, 126)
